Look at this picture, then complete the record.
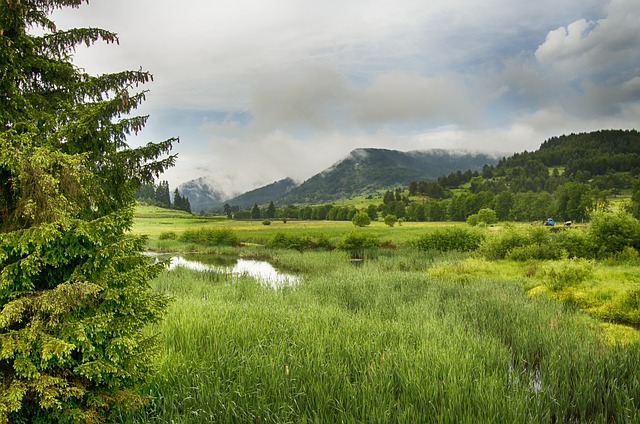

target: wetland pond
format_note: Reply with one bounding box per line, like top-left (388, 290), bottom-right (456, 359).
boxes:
top-left (149, 253), bottom-right (300, 289)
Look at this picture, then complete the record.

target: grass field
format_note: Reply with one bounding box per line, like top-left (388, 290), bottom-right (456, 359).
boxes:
top-left (135, 205), bottom-right (470, 247)
top-left (116, 205), bottom-right (640, 422)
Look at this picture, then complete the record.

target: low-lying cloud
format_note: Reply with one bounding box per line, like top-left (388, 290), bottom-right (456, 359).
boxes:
top-left (50, 0), bottom-right (640, 195)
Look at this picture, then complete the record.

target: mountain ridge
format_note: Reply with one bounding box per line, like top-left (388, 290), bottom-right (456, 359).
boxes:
top-left (180, 148), bottom-right (497, 211)
top-left (275, 148), bottom-right (497, 205)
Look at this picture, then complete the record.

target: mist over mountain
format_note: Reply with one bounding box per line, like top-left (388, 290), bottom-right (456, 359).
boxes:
top-left (275, 148), bottom-right (497, 205)
top-left (178, 148), bottom-right (497, 211)
top-left (177, 177), bottom-right (227, 212)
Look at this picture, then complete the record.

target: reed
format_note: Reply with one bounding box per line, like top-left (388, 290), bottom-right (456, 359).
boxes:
top-left (117, 249), bottom-right (640, 423)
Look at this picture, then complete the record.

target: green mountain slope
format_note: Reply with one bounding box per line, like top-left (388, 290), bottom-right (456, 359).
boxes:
top-left (276, 148), bottom-right (496, 205)
top-left (225, 178), bottom-right (298, 209)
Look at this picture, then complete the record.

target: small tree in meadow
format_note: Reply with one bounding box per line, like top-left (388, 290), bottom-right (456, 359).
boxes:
top-left (468, 208), bottom-right (498, 226)
top-left (352, 211), bottom-right (371, 227)
top-left (477, 208), bottom-right (498, 225)
top-left (384, 214), bottom-right (398, 227)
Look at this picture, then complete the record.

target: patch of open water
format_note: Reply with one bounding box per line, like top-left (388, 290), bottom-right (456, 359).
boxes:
top-left (165, 255), bottom-right (300, 289)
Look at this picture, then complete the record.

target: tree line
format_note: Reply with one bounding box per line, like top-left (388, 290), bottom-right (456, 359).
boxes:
top-left (225, 130), bottom-right (640, 224)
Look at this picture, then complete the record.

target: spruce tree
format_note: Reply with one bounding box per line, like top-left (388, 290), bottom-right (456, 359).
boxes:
top-left (155, 181), bottom-right (171, 208)
top-left (266, 201), bottom-right (276, 219)
top-left (1, 1), bottom-right (176, 422)
top-left (251, 203), bottom-right (261, 219)
top-left (173, 188), bottom-right (182, 210)
top-left (182, 195), bottom-right (191, 214)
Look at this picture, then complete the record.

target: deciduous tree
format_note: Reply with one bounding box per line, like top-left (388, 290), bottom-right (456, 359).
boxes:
top-left (352, 211), bottom-right (371, 227)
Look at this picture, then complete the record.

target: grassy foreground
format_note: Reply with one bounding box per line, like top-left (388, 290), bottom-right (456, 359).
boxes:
top-left (116, 206), bottom-right (640, 422)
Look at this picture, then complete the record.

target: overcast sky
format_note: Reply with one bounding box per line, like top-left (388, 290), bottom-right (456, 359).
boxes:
top-left (51, 0), bottom-right (640, 196)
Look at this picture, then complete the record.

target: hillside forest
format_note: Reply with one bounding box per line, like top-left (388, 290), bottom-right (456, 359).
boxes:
top-left (228, 130), bottom-right (640, 224)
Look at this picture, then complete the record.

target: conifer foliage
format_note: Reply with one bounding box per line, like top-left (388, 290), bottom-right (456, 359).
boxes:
top-left (1, 1), bottom-right (176, 422)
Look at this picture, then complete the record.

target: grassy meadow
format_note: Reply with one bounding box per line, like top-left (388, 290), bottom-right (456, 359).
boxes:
top-left (118, 205), bottom-right (640, 423)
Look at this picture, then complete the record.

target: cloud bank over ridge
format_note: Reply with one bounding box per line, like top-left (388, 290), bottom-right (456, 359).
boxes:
top-left (52, 0), bottom-right (639, 194)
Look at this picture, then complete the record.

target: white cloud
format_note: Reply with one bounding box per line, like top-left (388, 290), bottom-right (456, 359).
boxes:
top-left (246, 62), bottom-right (478, 135)
top-left (535, 0), bottom-right (640, 77)
top-left (46, 0), bottom-right (639, 195)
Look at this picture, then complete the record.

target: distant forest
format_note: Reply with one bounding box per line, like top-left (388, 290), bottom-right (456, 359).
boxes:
top-left (135, 181), bottom-right (192, 213)
top-left (230, 130), bottom-right (640, 223)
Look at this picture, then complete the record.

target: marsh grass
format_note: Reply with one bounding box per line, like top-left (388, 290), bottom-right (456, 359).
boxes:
top-left (117, 249), bottom-right (640, 423)
top-left (124, 208), bottom-right (640, 421)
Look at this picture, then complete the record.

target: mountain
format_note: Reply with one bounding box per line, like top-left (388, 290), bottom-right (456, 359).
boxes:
top-left (274, 148), bottom-right (497, 205)
top-left (177, 177), bottom-right (226, 212)
top-left (224, 178), bottom-right (298, 209)
top-left (178, 148), bottom-right (497, 210)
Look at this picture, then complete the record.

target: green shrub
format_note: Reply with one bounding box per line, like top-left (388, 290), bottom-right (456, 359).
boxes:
top-left (337, 232), bottom-right (380, 258)
top-left (468, 209), bottom-right (497, 227)
top-left (158, 231), bottom-right (177, 240)
top-left (479, 228), bottom-right (526, 259)
top-left (314, 233), bottom-right (334, 250)
top-left (596, 289), bottom-right (640, 326)
top-left (589, 211), bottom-right (640, 256)
top-left (477, 208), bottom-right (498, 225)
top-left (552, 228), bottom-right (596, 258)
top-left (352, 211), bottom-right (371, 227)
top-left (611, 246), bottom-right (640, 265)
top-left (466, 214), bottom-right (480, 226)
top-left (543, 259), bottom-right (594, 291)
top-left (384, 214), bottom-right (398, 227)
top-left (269, 232), bottom-right (335, 251)
top-left (262, 220), bottom-right (272, 225)
top-left (179, 228), bottom-right (239, 246)
top-left (413, 227), bottom-right (485, 252)
top-left (270, 232), bottom-right (310, 251)
top-left (506, 243), bottom-right (562, 261)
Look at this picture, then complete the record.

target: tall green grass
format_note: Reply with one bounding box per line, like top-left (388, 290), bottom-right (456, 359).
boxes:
top-left (117, 250), bottom-right (640, 423)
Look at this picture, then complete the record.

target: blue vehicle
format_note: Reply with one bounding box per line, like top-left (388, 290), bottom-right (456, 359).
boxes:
top-left (544, 218), bottom-right (555, 226)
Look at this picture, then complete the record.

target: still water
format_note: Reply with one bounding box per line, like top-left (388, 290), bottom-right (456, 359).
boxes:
top-left (167, 255), bottom-right (300, 289)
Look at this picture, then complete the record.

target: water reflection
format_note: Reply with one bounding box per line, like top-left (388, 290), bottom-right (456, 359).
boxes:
top-left (167, 256), bottom-right (300, 289)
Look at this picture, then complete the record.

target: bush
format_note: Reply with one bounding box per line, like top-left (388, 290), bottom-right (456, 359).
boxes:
top-left (262, 220), bottom-right (272, 225)
top-left (479, 227), bottom-right (552, 260)
top-left (352, 211), bottom-right (371, 227)
top-left (477, 208), bottom-right (498, 225)
top-left (589, 211), bottom-right (640, 257)
top-left (467, 209), bottom-right (498, 227)
top-left (337, 232), bottom-right (380, 259)
top-left (611, 246), bottom-right (640, 265)
top-left (270, 232), bottom-right (312, 251)
top-left (503, 227), bottom-right (563, 261)
top-left (269, 233), bottom-right (334, 251)
top-left (413, 227), bottom-right (485, 252)
top-left (384, 214), bottom-right (398, 227)
top-left (314, 233), bottom-right (334, 250)
top-left (552, 229), bottom-right (596, 259)
top-left (466, 214), bottom-right (480, 226)
top-left (158, 231), bottom-right (177, 240)
top-left (179, 228), bottom-right (239, 246)
top-left (543, 259), bottom-right (594, 291)
top-left (506, 243), bottom-right (562, 261)
top-left (596, 289), bottom-right (640, 326)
